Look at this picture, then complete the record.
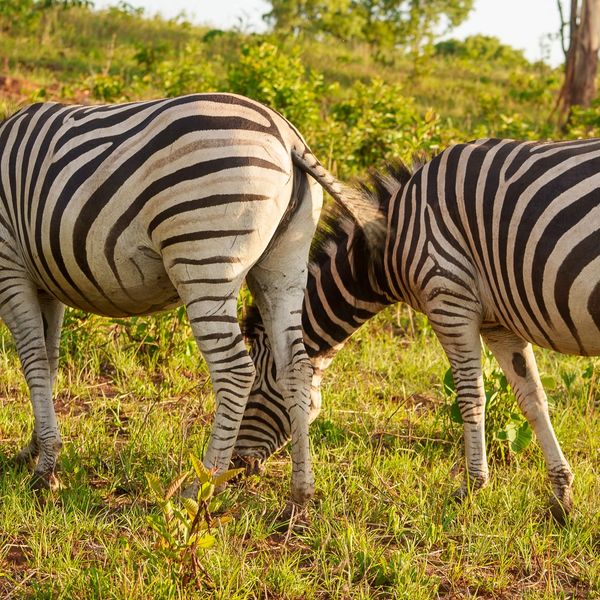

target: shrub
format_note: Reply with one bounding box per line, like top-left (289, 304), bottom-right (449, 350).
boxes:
top-left (227, 40), bottom-right (328, 134)
top-left (328, 78), bottom-right (446, 175)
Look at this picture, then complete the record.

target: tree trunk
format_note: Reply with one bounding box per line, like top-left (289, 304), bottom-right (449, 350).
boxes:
top-left (557, 0), bottom-right (600, 118)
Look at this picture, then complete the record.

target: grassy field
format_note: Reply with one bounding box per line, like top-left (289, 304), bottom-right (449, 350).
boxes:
top-left (0, 306), bottom-right (598, 599)
top-left (0, 4), bottom-right (599, 599)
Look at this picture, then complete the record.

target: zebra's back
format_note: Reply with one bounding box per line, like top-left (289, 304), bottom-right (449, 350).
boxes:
top-left (391, 137), bottom-right (600, 356)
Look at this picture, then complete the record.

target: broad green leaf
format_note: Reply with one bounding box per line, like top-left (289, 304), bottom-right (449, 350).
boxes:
top-left (145, 473), bottom-right (164, 499)
top-left (190, 454), bottom-right (211, 484)
top-left (511, 422), bottom-right (533, 453)
top-left (497, 421), bottom-right (517, 443)
top-left (190, 533), bottom-right (215, 549)
top-left (485, 390), bottom-right (498, 406)
top-left (540, 375), bottom-right (557, 390)
top-left (163, 500), bottom-right (173, 522)
top-left (450, 398), bottom-right (463, 424)
top-left (165, 471), bottom-right (190, 501)
top-left (212, 468), bottom-right (244, 488)
top-left (182, 497), bottom-right (199, 521)
top-left (443, 368), bottom-right (455, 397)
top-left (200, 482), bottom-right (215, 501)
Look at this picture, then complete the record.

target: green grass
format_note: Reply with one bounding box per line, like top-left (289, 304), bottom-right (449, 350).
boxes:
top-left (0, 306), bottom-right (598, 599)
top-left (0, 6), bottom-right (598, 597)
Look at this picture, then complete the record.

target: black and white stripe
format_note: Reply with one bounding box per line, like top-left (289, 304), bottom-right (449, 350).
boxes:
top-left (0, 93), bottom-right (380, 504)
top-left (236, 168), bottom-right (402, 463)
top-left (237, 139), bottom-right (600, 519)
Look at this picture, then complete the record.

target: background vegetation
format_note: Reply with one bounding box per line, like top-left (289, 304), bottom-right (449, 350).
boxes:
top-left (0, 1), bottom-right (599, 598)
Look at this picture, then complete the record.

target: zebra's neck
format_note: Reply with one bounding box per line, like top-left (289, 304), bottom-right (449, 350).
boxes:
top-left (301, 221), bottom-right (392, 358)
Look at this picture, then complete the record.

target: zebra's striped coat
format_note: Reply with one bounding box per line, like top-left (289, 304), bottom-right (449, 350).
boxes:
top-left (237, 139), bottom-right (600, 519)
top-left (0, 93), bottom-right (378, 504)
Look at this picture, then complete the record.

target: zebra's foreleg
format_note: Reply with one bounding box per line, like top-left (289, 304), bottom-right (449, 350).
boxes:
top-left (15, 291), bottom-right (64, 466)
top-left (0, 284), bottom-right (62, 488)
top-left (430, 311), bottom-right (488, 498)
top-left (481, 326), bottom-right (574, 522)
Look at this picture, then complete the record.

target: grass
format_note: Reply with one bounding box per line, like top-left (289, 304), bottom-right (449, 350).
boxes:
top-left (0, 6), bottom-right (598, 597)
top-left (0, 306), bottom-right (598, 599)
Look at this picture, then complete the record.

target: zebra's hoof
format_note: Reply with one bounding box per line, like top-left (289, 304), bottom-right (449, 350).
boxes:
top-left (451, 486), bottom-right (469, 503)
top-left (231, 453), bottom-right (264, 476)
top-left (12, 451), bottom-right (36, 470)
top-left (451, 474), bottom-right (488, 503)
top-left (549, 488), bottom-right (573, 525)
top-left (290, 482), bottom-right (315, 507)
top-left (275, 500), bottom-right (311, 532)
top-left (30, 471), bottom-right (60, 493)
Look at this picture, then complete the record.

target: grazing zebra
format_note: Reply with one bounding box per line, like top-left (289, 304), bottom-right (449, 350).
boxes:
top-left (0, 93), bottom-right (380, 505)
top-left (236, 138), bottom-right (600, 520)
top-left (236, 168), bottom-right (400, 463)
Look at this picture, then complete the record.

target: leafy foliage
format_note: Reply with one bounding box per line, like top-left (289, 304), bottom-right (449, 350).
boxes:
top-left (145, 455), bottom-right (243, 589)
top-left (329, 78), bottom-right (445, 173)
top-left (228, 41), bottom-right (328, 133)
top-left (265, 0), bottom-right (474, 53)
top-left (435, 35), bottom-right (528, 66)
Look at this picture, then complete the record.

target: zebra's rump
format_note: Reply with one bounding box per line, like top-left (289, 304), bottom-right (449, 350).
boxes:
top-left (0, 93), bottom-right (300, 317)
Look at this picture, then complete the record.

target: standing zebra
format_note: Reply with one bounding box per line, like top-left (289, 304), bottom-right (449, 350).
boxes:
top-left (236, 138), bottom-right (600, 520)
top-left (0, 93), bottom-right (380, 505)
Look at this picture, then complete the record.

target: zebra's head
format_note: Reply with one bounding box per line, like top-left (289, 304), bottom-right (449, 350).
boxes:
top-left (232, 304), bottom-right (339, 471)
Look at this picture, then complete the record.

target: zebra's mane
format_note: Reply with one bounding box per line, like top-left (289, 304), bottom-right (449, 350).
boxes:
top-left (308, 160), bottom-right (414, 279)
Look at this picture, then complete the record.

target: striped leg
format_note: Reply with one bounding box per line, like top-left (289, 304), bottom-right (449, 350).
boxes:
top-left (0, 284), bottom-right (62, 487)
top-left (246, 181), bottom-right (322, 506)
top-left (429, 309), bottom-right (489, 496)
top-left (481, 326), bottom-right (574, 522)
top-left (187, 291), bottom-right (257, 476)
top-left (15, 291), bottom-right (65, 466)
top-left (247, 268), bottom-right (315, 505)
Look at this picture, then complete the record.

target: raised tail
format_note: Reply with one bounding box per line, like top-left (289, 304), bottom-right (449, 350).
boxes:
top-left (291, 146), bottom-right (386, 248)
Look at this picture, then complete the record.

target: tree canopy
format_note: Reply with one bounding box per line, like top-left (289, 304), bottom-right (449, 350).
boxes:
top-left (264, 0), bottom-right (474, 51)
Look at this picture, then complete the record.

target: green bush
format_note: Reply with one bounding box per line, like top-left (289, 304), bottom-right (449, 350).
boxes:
top-left (567, 98), bottom-right (600, 137)
top-left (328, 78), bottom-right (446, 174)
top-left (435, 35), bottom-right (528, 67)
top-left (133, 41), bottom-right (220, 97)
top-left (227, 40), bottom-right (328, 134)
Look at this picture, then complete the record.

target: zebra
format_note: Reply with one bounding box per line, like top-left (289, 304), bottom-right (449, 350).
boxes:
top-left (235, 138), bottom-right (600, 521)
top-left (0, 92), bottom-right (381, 505)
top-left (235, 167), bottom-right (400, 464)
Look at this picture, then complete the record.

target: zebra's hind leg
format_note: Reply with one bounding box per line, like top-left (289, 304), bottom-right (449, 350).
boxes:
top-left (247, 266), bottom-right (314, 506)
top-left (244, 176), bottom-right (321, 507)
top-left (15, 291), bottom-right (64, 467)
top-left (0, 284), bottom-right (62, 489)
top-left (481, 326), bottom-right (574, 523)
top-left (182, 289), bottom-right (256, 489)
top-left (429, 311), bottom-right (489, 499)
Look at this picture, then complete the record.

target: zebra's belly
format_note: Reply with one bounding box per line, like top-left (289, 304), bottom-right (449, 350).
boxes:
top-left (35, 243), bottom-right (182, 317)
top-left (524, 323), bottom-right (600, 357)
top-left (491, 298), bottom-right (600, 357)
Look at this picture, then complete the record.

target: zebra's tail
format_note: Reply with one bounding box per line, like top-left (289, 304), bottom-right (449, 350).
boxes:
top-left (291, 147), bottom-right (386, 250)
